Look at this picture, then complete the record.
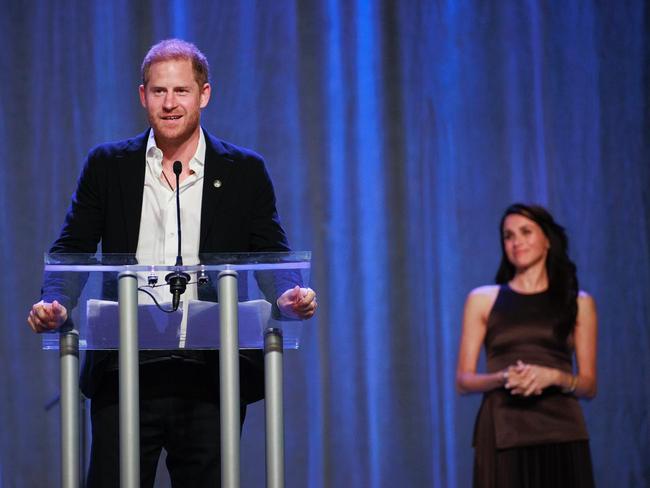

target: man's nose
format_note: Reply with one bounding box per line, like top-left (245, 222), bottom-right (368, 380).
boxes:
top-left (163, 92), bottom-right (176, 109)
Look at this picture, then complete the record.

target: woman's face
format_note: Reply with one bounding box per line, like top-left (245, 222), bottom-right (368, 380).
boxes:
top-left (502, 213), bottom-right (550, 272)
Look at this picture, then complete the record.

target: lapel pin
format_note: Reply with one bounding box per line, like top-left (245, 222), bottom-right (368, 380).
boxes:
top-left (213, 179), bottom-right (222, 188)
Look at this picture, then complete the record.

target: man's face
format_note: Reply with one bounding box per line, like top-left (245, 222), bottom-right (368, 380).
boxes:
top-left (139, 59), bottom-right (210, 147)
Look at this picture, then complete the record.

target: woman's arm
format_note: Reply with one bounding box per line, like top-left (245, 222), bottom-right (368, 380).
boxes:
top-left (571, 292), bottom-right (598, 398)
top-left (456, 286), bottom-right (506, 394)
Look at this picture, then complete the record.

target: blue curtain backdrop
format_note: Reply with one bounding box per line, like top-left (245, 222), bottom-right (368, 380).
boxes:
top-left (1, 1), bottom-right (649, 486)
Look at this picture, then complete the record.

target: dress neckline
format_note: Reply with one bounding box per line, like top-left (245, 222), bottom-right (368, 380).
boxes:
top-left (505, 283), bottom-right (549, 296)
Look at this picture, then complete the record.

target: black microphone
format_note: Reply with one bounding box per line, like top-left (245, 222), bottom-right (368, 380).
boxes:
top-left (173, 160), bottom-right (183, 266)
top-left (165, 160), bottom-right (190, 311)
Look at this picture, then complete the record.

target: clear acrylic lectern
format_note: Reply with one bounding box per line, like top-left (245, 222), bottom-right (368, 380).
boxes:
top-left (42, 252), bottom-right (311, 488)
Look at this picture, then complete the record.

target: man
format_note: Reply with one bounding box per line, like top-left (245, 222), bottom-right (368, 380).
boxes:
top-left (27, 39), bottom-right (316, 487)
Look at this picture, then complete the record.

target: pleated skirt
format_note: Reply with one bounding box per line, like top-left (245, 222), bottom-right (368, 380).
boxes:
top-left (473, 440), bottom-right (595, 488)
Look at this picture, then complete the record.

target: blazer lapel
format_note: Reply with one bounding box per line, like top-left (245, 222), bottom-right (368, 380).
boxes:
top-left (116, 131), bottom-right (148, 253)
top-left (200, 132), bottom-right (234, 251)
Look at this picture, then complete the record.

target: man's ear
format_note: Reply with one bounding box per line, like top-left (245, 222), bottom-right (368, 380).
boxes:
top-left (139, 84), bottom-right (147, 108)
top-left (200, 83), bottom-right (211, 109)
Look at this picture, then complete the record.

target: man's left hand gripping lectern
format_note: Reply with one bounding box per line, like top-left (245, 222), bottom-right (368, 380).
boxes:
top-left (42, 252), bottom-right (311, 488)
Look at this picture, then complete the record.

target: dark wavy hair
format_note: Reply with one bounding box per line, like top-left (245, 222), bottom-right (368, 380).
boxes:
top-left (495, 203), bottom-right (579, 338)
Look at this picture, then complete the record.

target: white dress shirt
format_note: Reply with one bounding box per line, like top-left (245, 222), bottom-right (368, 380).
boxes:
top-left (135, 129), bottom-right (206, 305)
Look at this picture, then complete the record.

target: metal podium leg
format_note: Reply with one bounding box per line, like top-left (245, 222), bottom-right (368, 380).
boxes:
top-left (118, 271), bottom-right (139, 488)
top-left (61, 330), bottom-right (80, 488)
top-left (218, 270), bottom-right (240, 488)
top-left (264, 328), bottom-right (285, 488)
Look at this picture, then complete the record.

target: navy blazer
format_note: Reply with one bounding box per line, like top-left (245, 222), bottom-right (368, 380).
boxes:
top-left (43, 128), bottom-right (291, 403)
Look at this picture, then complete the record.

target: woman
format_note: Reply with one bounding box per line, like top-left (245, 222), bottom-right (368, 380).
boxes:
top-left (456, 203), bottom-right (597, 487)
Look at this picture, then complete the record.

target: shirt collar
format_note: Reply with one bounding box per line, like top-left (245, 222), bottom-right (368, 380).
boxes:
top-left (145, 128), bottom-right (206, 178)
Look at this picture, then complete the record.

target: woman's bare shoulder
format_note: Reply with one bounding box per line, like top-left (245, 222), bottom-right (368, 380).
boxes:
top-left (578, 290), bottom-right (597, 310)
top-left (465, 285), bottom-right (500, 309)
top-left (464, 285), bottom-right (500, 321)
top-left (468, 284), bottom-right (501, 299)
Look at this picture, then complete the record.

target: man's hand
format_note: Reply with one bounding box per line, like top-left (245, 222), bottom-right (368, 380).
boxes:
top-left (27, 300), bottom-right (68, 333)
top-left (277, 286), bottom-right (317, 320)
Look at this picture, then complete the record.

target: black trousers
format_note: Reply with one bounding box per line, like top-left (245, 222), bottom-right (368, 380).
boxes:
top-left (86, 362), bottom-right (246, 488)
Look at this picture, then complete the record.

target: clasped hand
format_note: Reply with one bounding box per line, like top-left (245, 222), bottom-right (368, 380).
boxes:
top-left (276, 286), bottom-right (317, 320)
top-left (504, 360), bottom-right (555, 397)
top-left (27, 300), bottom-right (68, 333)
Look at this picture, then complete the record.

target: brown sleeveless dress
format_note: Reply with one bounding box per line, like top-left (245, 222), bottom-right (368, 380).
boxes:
top-left (472, 285), bottom-right (595, 488)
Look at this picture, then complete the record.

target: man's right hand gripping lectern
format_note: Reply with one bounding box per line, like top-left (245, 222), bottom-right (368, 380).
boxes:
top-left (41, 252), bottom-right (311, 488)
